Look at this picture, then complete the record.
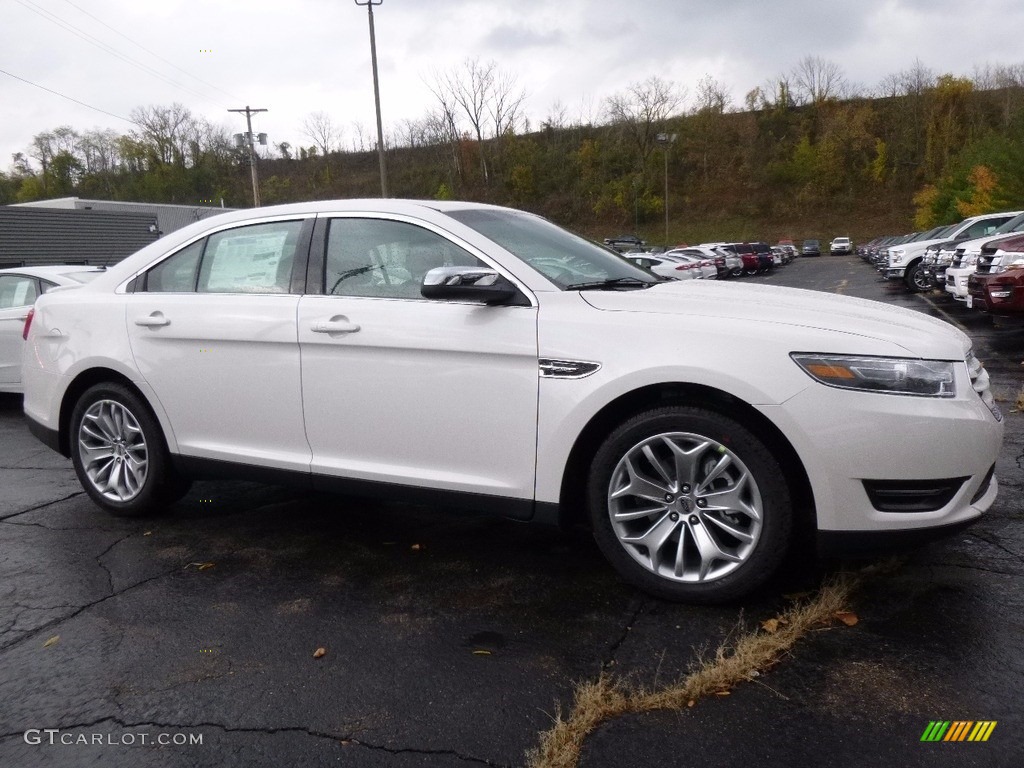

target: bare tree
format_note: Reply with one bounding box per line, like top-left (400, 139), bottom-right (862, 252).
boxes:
top-left (693, 75), bottom-right (732, 114)
top-left (489, 68), bottom-right (527, 138)
top-left (79, 128), bottom-right (121, 174)
top-left (351, 121), bottom-right (367, 152)
top-left (301, 112), bottom-right (340, 157)
top-left (433, 58), bottom-right (496, 182)
top-left (897, 58), bottom-right (936, 97)
top-left (791, 56), bottom-right (846, 105)
top-left (604, 76), bottom-right (685, 163)
top-left (130, 103), bottom-right (194, 166)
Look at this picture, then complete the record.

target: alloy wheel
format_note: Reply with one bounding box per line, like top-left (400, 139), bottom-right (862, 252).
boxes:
top-left (77, 399), bottom-right (150, 502)
top-left (607, 432), bottom-right (763, 584)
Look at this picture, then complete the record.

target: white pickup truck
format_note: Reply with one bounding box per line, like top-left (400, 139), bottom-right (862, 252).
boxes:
top-left (885, 211), bottom-right (1019, 291)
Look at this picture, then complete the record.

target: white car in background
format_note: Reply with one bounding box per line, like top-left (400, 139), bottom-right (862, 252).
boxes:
top-left (626, 253), bottom-right (704, 280)
top-left (662, 250), bottom-right (717, 280)
top-left (829, 237), bottom-right (853, 255)
top-left (21, 199), bottom-right (1004, 603)
top-left (0, 265), bottom-right (104, 393)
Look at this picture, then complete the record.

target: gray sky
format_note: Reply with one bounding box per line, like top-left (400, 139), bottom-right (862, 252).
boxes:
top-left (3, 0), bottom-right (1023, 171)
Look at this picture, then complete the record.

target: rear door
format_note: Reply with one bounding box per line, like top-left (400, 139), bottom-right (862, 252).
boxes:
top-left (125, 217), bottom-right (314, 470)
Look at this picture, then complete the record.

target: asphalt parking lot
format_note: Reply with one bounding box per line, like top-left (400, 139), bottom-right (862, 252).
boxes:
top-left (1, 255), bottom-right (1022, 767)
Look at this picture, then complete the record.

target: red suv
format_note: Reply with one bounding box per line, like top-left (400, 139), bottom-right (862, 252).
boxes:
top-left (727, 243), bottom-right (763, 276)
top-left (967, 233), bottom-right (1024, 316)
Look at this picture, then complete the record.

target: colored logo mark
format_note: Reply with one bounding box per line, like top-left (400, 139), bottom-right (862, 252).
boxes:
top-left (921, 721), bottom-right (996, 742)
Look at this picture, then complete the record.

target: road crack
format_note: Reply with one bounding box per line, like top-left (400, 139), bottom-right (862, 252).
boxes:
top-left (0, 491), bottom-right (85, 522)
top-left (602, 596), bottom-right (645, 671)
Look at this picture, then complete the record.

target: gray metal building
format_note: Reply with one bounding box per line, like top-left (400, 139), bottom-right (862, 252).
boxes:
top-left (0, 207), bottom-right (159, 268)
top-left (13, 197), bottom-right (234, 235)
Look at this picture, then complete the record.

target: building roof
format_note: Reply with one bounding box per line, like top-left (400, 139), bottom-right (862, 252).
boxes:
top-left (12, 197), bottom-right (235, 234)
top-left (0, 206), bottom-right (159, 268)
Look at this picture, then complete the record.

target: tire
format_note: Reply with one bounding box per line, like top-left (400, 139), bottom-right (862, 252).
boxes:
top-left (69, 382), bottom-right (191, 517)
top-left (904, 261), bottom-right (929, 292)
top-left (587, 406), bottom-right (792, 603)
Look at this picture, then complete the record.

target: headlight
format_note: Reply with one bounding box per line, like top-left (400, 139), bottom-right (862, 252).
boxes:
top-left (994, 251), bottom-right (1024, 272)
top-left (964, 253), bottom-right (979, 267)
top-left (791, 354), bottom-right (956, 397)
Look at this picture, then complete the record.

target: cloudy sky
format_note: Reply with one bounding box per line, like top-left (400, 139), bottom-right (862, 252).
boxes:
top-left (3, 0), bottom-right (1023, 171)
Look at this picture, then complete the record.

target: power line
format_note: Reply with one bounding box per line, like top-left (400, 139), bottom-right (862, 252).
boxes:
top-left (12, 0), bottom-right (230, 108)
top-left (60, 0), bottom-right (243, 103)
top-left (0, 66), bottom-right (135, 124)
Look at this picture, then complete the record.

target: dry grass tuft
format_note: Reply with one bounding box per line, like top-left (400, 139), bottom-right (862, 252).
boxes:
top-left (1013, 386), bottom-right (1024, 413)
top-left (527, 572), bottom-right (863, 768)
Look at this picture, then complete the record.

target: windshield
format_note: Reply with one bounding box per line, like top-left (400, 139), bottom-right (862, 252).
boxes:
top-left (445, 208), bottom-right (658, 289)
top-left (992, 212), bottom-right (1024, 234)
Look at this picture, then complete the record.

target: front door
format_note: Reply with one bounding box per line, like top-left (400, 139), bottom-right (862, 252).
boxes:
top-left (297, 215), bottom-right (539, 511)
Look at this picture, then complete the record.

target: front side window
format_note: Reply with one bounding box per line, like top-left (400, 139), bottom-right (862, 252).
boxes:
top-left (0, 275), bottom-right (38, 309)
top-left (325, 218), bottom-right (483, 299)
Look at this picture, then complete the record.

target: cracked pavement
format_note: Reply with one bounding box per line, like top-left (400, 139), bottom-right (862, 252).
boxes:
top-left (2, 257), bottom-right (1023, 767)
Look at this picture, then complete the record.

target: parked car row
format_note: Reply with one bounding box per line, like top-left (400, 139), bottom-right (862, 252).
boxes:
top-left (622, 240), bottom-right (799, 283)
top-left (859, 210), bottom-right (1022, 293)
top-left (858, 213), bottom-right (1024, 317)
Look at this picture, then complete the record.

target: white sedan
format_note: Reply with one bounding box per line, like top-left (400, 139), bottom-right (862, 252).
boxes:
top-left (22, 200), bottom-right (1003, 603)
top-left (625, 253), bottom-right (703, 280)
top-left (0, 265), bottom-right (104, 393)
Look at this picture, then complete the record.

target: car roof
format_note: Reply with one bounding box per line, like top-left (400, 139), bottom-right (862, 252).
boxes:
top-left (0, 265), bottom-right (106, 280)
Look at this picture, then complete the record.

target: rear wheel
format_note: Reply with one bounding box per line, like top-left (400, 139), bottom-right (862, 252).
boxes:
top-left (70, 383), bottom-right (191, 517)
top-left (587, 406), bottom-right (792, 603)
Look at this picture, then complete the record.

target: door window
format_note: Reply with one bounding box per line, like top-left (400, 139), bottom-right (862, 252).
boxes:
top-left (142, 221), bottom-right (303, 294)
top-left (325, 218), bottom-right (483, 299)
top-left (0, 275), bottom-right (38, 309)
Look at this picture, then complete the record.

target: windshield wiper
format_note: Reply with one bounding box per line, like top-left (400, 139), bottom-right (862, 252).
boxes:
top-left (570, 277), bottom-right (657, 291)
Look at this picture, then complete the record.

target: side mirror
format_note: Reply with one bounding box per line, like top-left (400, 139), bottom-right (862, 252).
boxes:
top-left (420, 266), bottom-right (523, 305)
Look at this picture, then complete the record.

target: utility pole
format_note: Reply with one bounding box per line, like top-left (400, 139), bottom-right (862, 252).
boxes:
top-left (355, 0), bottom-right (389, 197)
top-left (229, 105), bottom-right (268, 207)
top-left (656, 132), bottom-right (677, 247)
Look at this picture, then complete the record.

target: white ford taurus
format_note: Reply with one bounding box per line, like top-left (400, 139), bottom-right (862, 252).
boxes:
top-left (21, 200), bottom-right (1003, 602)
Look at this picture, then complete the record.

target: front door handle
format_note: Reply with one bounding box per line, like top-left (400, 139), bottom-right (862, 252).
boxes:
top-left (135, 312), bottom-right (170, 328)
top-left (311, 316), bottom-right (361, 334)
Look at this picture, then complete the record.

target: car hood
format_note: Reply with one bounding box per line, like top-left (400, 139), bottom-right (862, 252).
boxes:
top-left (579, 280), bottom-right (970, 359)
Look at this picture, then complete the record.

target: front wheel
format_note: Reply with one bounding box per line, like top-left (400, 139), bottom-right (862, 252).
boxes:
top-left (70, 383), bottom-right (191, 517)
top-left (904, 261), bottom-right (929, 292)
top-left (587, 407), bottom-right (792, 603)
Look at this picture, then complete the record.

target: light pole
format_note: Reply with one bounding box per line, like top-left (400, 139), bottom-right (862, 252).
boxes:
top-left (228, 105), bottom-right (267, 207)
top-left (355, 0), bottom-right (389, 197)
top-left (656, 132), bottom-right (677, 247)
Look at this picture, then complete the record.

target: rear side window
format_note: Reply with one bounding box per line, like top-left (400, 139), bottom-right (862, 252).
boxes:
top-left (0, 275), bottom-right (38, 309)
top-left (142, 221), bottom-right (303, 294)
top-left (146, 241), bottom-right (203, 292)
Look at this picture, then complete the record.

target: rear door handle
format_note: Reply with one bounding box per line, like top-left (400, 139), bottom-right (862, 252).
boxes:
top-left (135, 312), bottom-right (170, 328)
top-left (312, 317), bottom-right (361, 334)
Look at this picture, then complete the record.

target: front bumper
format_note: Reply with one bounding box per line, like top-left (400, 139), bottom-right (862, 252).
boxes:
top-left (968, 270), bottom-right (1024, 316)
top-left (944, 268), bottom-right (973, 299)
top-left (769, 361), bottom-right (1003, 536)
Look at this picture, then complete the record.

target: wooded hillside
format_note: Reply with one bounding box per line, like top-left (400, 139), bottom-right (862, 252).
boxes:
top-left (3, 59), bottom-right (1023, 246)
